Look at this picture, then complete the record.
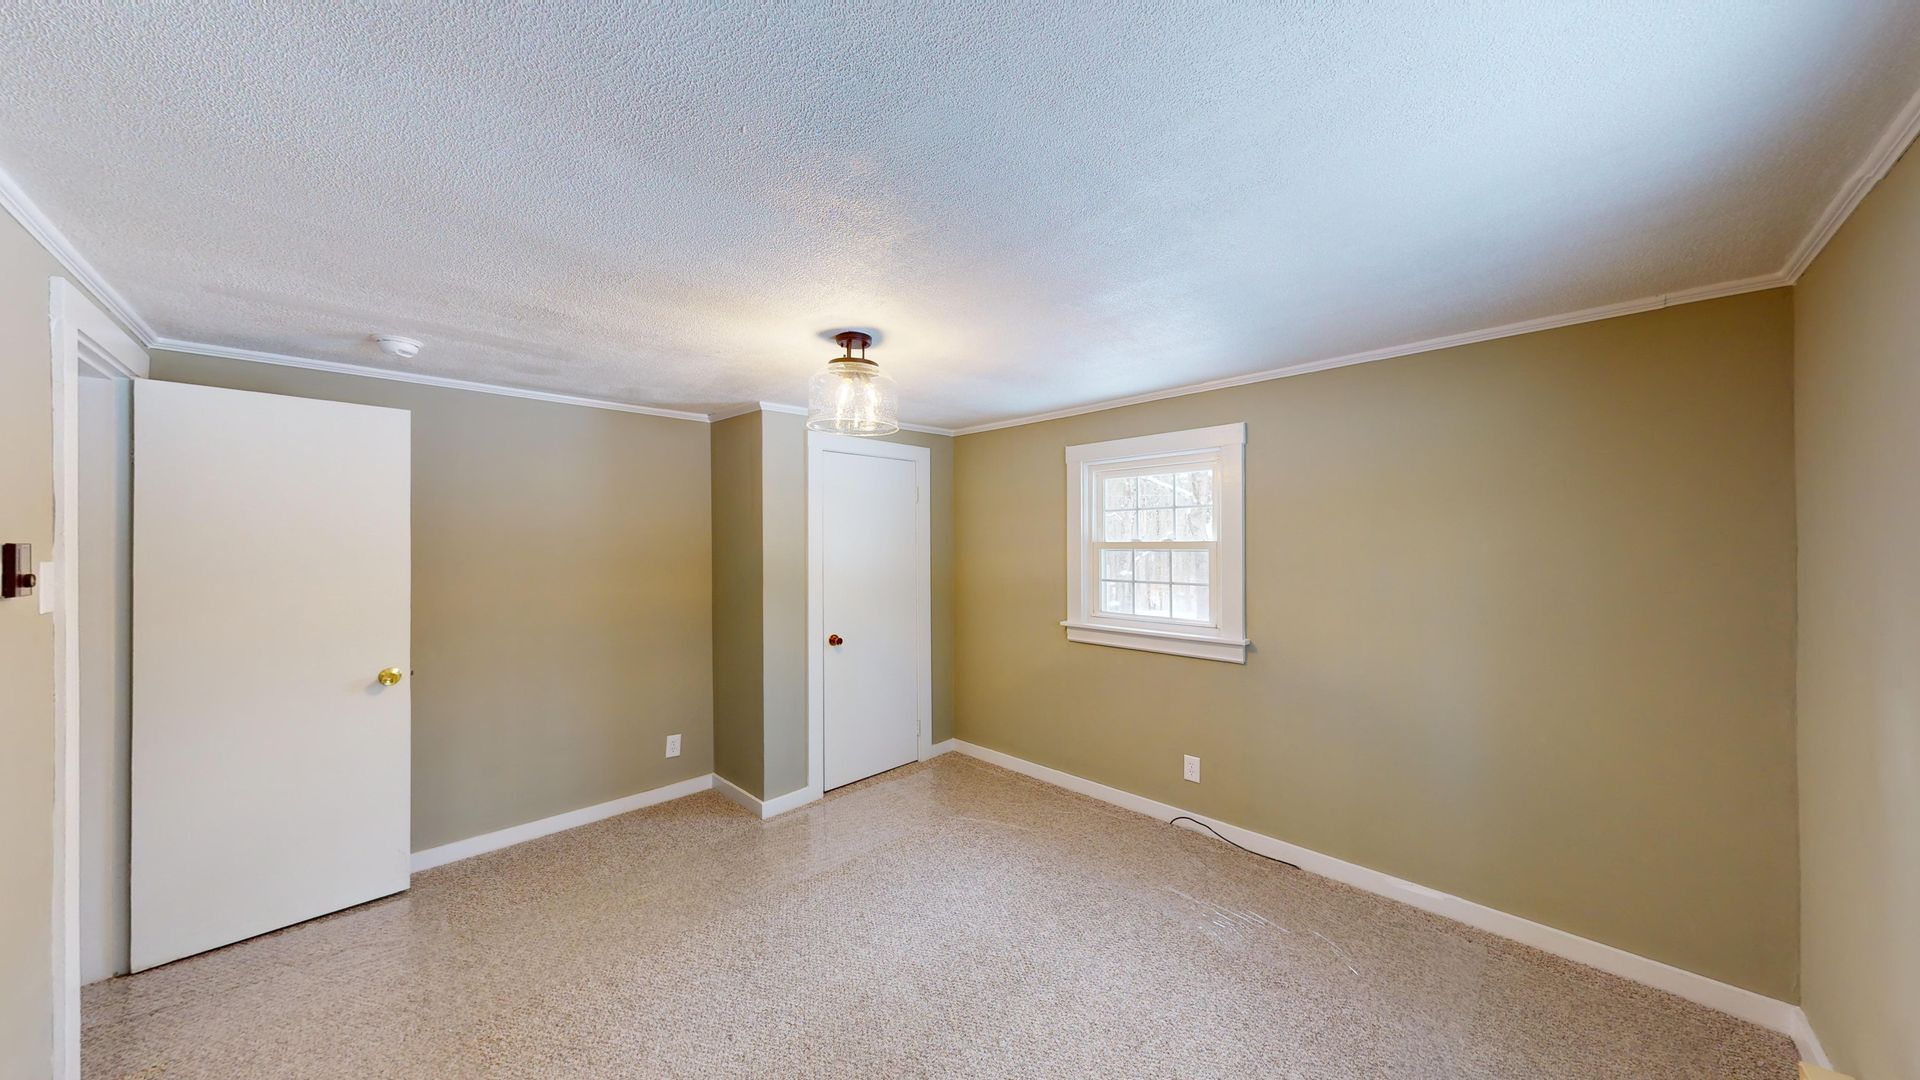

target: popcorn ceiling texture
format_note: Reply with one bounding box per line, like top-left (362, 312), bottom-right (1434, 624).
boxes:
top-left (82, 755), bottom-right (1797, 1078)
top-left (2, 2), bottom-right (1919, 428)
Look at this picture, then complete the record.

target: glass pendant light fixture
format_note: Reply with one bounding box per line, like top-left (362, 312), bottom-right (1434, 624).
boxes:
top-left (806, 330), bottom-right (899, 436)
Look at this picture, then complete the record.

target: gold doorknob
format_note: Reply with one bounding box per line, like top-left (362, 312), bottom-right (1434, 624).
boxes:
top-left (377, 667), bottom-right (404, 686)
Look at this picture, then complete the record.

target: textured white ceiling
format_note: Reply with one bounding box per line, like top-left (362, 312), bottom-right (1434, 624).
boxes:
top-left (3, 2), bottom-right (1919, 429)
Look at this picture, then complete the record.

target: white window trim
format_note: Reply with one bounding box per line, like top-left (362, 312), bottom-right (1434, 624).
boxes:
top-left (1063, 422), bottom-right (1247, 663)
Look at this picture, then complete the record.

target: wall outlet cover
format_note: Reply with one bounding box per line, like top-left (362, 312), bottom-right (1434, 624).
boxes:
top-left (665, 733), bottom-right (682, 758)
top-left (1183, 755), bottom-right (1201, 783)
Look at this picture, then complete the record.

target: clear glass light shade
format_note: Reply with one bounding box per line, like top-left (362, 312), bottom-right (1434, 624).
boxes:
top-left (806, 359), bottom-right (899, 436)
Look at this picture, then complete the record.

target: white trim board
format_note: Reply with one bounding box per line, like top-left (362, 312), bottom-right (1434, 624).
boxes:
top-left (47, 278), bottom-right (148, 1080)
top-left (712, 775), bottom-right (821, 820)
top-left (1781, 79), bottom-right (1920, 282)
top-left (409, 773), bottom-right (713, 873)
top-left (0, 170), bottom-right (155, 343)
top-left (150, 338), bottom-right (713, 423)
top-left (1786, 1008), bottom-right (1832, 1070)
top-left (948, 84), bottom-right (1920, 438)
top-left (947, 273), bottom-right (1786, 436)
top-left (707, 400), bottom-right (955, 435)
top-left (944, 739), bottom-right (1824, 1061)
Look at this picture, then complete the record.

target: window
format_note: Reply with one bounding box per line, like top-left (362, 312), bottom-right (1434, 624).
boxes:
top-left (1064, 423), bottom-right (1246, 662)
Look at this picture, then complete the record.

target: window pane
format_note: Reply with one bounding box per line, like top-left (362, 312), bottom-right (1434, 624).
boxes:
top-left (1172, 584), bottom-right (1210, 621)
top-left (1134, 549), bottom-right (1171, 583)
top-left (1102, 475), bottom-right (1136, 511)
top-left (1102, 511), bottom-right (1136, 542)
top-left (1172, 550), bottom-right (1210, 584)
top-left (1101, 581), bottom-right (1133, 614)
top-left (1138, 508), bottom-right (1173, 541)
top-left (1138, 472), bottom-right (1175, 508)
top-left (1100, 549), bottom-right (1133, 580)
top-left (1134, 582), bottom-right (1171, 618)
top-left (1175, 469), bottom-right (1213, 506)
top-left (1174, 506), bottom-right (1214, 541)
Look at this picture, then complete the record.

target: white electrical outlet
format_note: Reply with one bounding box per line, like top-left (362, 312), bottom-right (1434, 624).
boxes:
top-left (1183, 755), bottom-right (1201, 783)
top-left (665, 733), bottom-right (682, 758)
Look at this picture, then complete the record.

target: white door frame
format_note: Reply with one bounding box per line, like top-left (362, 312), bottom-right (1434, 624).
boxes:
top-left (48, 277), bottom-right (147, 1080)
top-left (806, 431), bottom-right (932, 800)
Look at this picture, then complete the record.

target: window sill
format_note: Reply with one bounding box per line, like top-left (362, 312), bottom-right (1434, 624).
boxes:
top-left (1060, 620), bottom-right (1248, 664)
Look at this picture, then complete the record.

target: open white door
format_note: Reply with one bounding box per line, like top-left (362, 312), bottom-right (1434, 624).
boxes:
top-left (131, 380), bottom-right (411, 972)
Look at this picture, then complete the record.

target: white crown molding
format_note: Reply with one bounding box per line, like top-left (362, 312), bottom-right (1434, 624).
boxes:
top-left (1780, 80), bottom-right (1920, 283)
top-left (707, 402), bottom-right (763, 422)
top-left (896, 420), bottom-right (957, 436)
top-left (0, 166), bottom-right (156, 344)
top-left (5, 73), bottom-right (1917, 438)
top-left (950, 271), bottom-right (1790, 436)
top-left (736, 399), bottom-right (959, 436)
top-left (946, 740), bottom-right (1815, 1051)
top-left (152, 337), bottom-right (713, 422)
top-left (949, 82), bottom-right (1920, 439)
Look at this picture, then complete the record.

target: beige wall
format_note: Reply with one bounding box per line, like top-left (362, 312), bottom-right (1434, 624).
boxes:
top-left (710, 412), bottom-right (766, 795)
top-left (0, 214), bottom-right (63, 1080)
top-left (954, 289), bottom-right (1800, 998)
top-left (1, 217), bottom-right (146, 1078)
top-left (152, 352), bottom-right (715, 851)
top-left (760, 410), bottom-right (812, 798)
top-left (1794, 143), bottom-right (1920, 1079)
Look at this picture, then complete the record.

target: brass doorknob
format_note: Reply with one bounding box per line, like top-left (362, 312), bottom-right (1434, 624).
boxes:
top-left (828, 634), bottom-right (843, 646)
top-left (377, 667), bottom-right (404, 686)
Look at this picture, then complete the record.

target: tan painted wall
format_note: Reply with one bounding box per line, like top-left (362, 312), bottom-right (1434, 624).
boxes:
top-left (152, 352), bottom-right (715, 851)
top-left (710, 412), bottom-right (766, 795)
top-left (760, 410), bottom-right (811, 798)
top-left (954, 289), bottom-right (1800, 998)
top-left (1794, 143), bottom-right (1920, 1078)
top-left (0, 216), bottom-right (144, 1079)
top-left (0, 215), bottom-right (63, 1080)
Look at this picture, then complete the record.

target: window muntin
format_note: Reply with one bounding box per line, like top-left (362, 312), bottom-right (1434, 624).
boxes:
top-left (1092, 462), bottom-right (1216, 627)
top-left (1064, 423), bottom-right (1246, 663)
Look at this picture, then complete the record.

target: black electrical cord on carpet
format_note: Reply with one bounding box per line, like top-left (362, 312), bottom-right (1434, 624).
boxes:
top-left (1169, 815), bottom-right (1301, 871)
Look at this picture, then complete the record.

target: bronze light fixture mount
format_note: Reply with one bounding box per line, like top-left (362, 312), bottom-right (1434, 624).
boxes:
top-left (832, 330), bottom-right (875, 364)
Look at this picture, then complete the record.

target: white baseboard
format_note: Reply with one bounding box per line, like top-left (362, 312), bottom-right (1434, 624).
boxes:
top-left (928, 738), bottom-right (956, 757)
top-left (1786, 1007), bottom-right (1831, 1068)
top-left (763, 785), bottom-right (820, 817)
top-left (713, 774), bottom-right (821, 819)
top-left (947, 740), bottom-right (1811, 1047)
top-left (711, 774), bottom-right (762, 815)
top-left (410, 774), bottom-right (714, 872)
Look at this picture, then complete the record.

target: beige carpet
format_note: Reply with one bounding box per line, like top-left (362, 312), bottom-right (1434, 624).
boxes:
top-left (84, 754), bottom-right (1797, 1078)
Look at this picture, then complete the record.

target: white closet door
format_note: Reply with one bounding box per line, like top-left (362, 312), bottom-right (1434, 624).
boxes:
top-left (818, 443), bottom-right (925, 790)
top-left (131, 380), bottom-right (411, 971)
